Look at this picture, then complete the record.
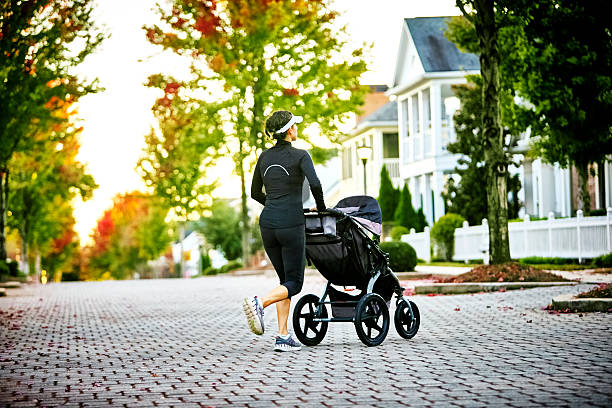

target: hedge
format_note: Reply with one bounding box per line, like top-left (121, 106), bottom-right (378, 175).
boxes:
top-left (379, 241), bottom-right (417, 272)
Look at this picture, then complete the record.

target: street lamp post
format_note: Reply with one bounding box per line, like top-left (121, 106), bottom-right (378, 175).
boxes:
top-left (357, 145), bottom-right (372, 195)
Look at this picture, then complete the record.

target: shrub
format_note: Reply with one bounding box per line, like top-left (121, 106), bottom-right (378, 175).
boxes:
top-left (218, 260), bottom-right (243, 274)
top-left (592, 252), bottom-right (612, 268)
top-left (203, 266), bottom-right (219, 276)
top-left (7, 260), bottom-right (20, 276)
top-left (520, 257), bottom-right (573, 265)
top-left (0, 260), bottom-right (9, 276)
top-left (201, 252), bottom-right (212, 271)
top-left (390, 226), bottom-right (410, 241)
top-left (430, 213), bottom-right (466, 261)
top-left (379, 241), bottom-right (417, 272)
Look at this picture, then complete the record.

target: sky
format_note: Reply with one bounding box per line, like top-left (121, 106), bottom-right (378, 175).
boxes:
top-left (72, 0), bottom-right (460, 243)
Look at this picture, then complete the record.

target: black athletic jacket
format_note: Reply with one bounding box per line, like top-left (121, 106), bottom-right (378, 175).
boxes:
top-left (251, 140), bottom-right (326, 228)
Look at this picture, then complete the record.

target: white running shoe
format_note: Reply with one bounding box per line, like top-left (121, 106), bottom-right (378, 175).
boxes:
top-left (242, 296), bottom-right (264, 335)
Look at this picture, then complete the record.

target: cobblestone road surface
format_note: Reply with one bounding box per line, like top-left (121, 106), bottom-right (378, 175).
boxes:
top-left (1, 275), bottom-right (611, 407)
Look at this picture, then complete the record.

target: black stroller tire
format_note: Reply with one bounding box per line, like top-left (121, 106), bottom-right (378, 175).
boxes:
top-left (354, 293), bottom-right (390, 347)
top-left (394, 299), bottom-right (420, 339)
top-left (292, 294), bottom-right (328, 346)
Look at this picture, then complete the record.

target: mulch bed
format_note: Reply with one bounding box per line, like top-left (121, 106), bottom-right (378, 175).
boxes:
top-left (576, 283), bottom-right (612, 298)
top-left (440, 262), bottom-right (572, 283)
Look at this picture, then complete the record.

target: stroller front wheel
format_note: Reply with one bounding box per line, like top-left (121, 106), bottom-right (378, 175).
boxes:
top-left (292, 294), bottom-right (328, 346)
top-left (354, 293), bottom-right (390, 347)
top-left (394, 299), bottom-right (420, 339)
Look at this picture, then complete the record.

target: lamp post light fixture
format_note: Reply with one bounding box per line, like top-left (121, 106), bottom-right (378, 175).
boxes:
top-left (356, 144), bottom-right (372, 195)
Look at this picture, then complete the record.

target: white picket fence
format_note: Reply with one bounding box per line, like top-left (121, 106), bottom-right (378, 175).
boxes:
top-left (400, 208), bottom-right (612, 263)
top-left (400, 227), bottom-right (431, 262)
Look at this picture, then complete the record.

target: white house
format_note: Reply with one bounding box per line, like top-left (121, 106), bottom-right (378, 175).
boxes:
top-left (336, 16), bottom-right (612, 224)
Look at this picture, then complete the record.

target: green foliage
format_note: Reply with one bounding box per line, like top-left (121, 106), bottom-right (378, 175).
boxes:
top-left (136, 79), bottom-right (222, 222)
top-left (8, 119), bottom-right (97, 278)
top-left (415, 208), bottom-right (428, 232)
top-left (0, 260), bottom-right (9, 276)
top-left (87, 193), bottom-right (172, 280)
top-left (592, 253), bottom-right (612, 268)
top-left (394, 184), bottom-right (418, 230)
top-left (509, 0), bottom-right (612, 212)
top-left (378, 165), bottom-right (399, 222)
top-left (430, 213), bottom-right (466, 261)
top-left (201, 252), bottom-right (212, 271)
top-left (202, 266), bottom-right (219, 276)
top-left (440, 76), bottom-right (523, 226)
top-left (145, 0), bottom-right (369, 258)
top-left (390, 226), bottom-right (410, 241)
top-left (218, 261), bottom-right (243, 274)
top-left (0, 0), bottom-right (104, 260)
top-left (379, 241), bottom-right (417, 272)
top-left (519, 257), bottom-right (574, 266)
top-left (197, 200), bottom-right (242, 261)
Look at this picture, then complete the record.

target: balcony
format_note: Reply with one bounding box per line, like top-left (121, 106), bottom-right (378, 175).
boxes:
top-left (383, 158), bottom-right (400, 180)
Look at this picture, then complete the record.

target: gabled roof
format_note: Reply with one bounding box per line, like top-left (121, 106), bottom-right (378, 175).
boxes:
top-left (347, 101), bottom-right (398, 138)
top-left (360, 100), bottom-right (397, 124)
top-left (406, 17), bottom-right (479, 73)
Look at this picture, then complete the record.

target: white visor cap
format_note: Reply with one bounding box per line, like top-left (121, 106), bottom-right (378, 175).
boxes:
top-left (275, 114), bottom-right (303, 134)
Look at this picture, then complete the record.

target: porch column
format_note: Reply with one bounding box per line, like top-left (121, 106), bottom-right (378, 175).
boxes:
top-left (432, 171), bottom-right (445, 222)
top-left (430, 84), bottom-right (442, 156)
top-left (407, 96), bottom-right (415, 162)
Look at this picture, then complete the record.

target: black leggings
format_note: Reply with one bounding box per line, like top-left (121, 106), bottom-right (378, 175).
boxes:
top-left (260, 225), bottom-right (306, 298)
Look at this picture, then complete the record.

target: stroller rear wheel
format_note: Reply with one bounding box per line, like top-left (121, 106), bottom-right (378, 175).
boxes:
top-left (394, 299), bottom-right (420, 339)
top-left (354, 293), bottom-right (390, 346)
top-left (293, 294), bottom-right (328, 346)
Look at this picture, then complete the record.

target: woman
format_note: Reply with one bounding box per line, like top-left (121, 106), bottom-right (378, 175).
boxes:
top-left (243, 110), bottom-right (326, 352)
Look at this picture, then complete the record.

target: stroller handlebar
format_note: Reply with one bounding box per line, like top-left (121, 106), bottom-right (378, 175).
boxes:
top-left (303, 208), bottom-right (344, 217)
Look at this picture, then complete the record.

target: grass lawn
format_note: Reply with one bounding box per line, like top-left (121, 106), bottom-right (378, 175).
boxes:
top-left (440, 262), bottom-right (572, 283)
top-left (576, 283), bottom-right (612, 298)
top-left (521, 263), bottom-right (594, 271)
top-left (418, 261), bottom-right (482, 268)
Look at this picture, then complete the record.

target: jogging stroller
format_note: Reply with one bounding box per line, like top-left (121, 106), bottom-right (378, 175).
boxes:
top-left (292, 195), bottom-right (420, 347)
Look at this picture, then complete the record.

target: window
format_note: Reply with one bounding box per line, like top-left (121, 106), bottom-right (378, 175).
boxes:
top-left (382, 133), bottom-right (399, 159)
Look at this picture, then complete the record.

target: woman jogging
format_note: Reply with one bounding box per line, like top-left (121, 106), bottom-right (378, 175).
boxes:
top-left (243, 110), bottom-right (326, 352)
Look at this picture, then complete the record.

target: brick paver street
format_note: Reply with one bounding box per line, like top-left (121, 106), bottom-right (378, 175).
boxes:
top-left (1, 274), bottom-right (611, 407)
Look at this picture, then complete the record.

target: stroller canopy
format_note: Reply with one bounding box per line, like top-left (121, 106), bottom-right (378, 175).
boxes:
top-left (334, 195), bottom-right (382, 235)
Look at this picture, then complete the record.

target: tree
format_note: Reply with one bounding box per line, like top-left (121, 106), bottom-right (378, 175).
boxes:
top-left (394, 184), bottom-right (418, 230)
top-left (415, 208), bottom-right (428, 233)
top-left (509, 0), bottom-right (612, 213)
top-left (438, 74), bottom-right (524, 225)
top-left (196, 199), bottom-right (242, 261)
top-left (144, 0), bottom-right (368, 260)
top-left (454, 0), bottom-right (512, 263)
top-left (0, 0), bottom-right (104, 260)
top-left (378, 164), bottom-right (400, 222)
top-left (8, 103), bottom-right (96, 280)
top-left (87, 193), bottom-right (172, 280)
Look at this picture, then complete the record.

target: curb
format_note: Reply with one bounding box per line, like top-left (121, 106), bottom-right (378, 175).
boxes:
top-left (413, 281), bottom-right (577, 295)
top-left (0, 281), bottom-right (22, 289)
top-left (0, 288), bottom-right (5, 297)
top-left (551, 293), bottom-right (612, 312)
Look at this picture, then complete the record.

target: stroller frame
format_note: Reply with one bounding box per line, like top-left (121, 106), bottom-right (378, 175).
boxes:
top-left (293, 208), bottom-right (420, 347)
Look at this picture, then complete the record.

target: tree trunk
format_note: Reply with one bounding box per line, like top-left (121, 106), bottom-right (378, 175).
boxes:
top-left (474, 0), bottom-right (511, 264)
top-left (238, 148), bottom-right (250, 264)
top-left (0, 168), bottom-right (8, 261)
top-left (576, 161), bottom-right (591, 215)
top-left (20, 223), bottom-right (30, 277)
top-left (179, 224), bottom-right (185, 278)
top-left (35, 249), bottom-right (41, 284)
